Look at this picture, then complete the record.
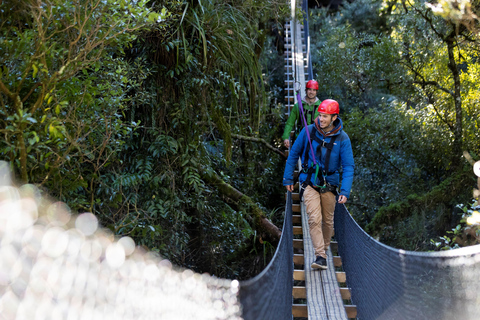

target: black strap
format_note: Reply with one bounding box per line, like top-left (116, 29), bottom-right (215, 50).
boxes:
top-left (302, 126), bottom-right (338, 175)
top-left (298, 127), bottom-right (339, 200)
top-left (297, 105), bottom-right (316, 132)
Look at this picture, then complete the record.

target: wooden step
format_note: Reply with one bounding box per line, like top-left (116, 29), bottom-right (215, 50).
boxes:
top-left (292, 203), bottom-right (301, 212)
top-left (293, 269), bottom-right (305, 281)
top-left (292, 304), bottom-right (308, 318)
top-left (292, 286), bottom-right (306, 299)
top-left (340, 287), bottom-right (351, 300)
top-left (293, 226), bottom-right (303, 235)
top-left (285, 192), bottom-right (300, 201)
top-left (293, 254), bottom-right (304, 265)
top-left (333, 256), bottom-right (342, 267)
top-left (293, 239), bottom-right (303, 249)
top-left (345, 305), bottom-right (357, 319)
top-left (336, 271), bottom-right (346, 283)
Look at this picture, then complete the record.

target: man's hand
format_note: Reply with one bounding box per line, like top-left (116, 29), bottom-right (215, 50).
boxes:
top-left (338, 195), bottom-right (347, 204)
top-left (286, 185), bottom-right (294, 192)
top-left (284, 139), bottom-right (290, 148)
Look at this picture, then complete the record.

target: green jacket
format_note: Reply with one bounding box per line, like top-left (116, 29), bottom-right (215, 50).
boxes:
top-left (282, 97), bottom-right (321, 140)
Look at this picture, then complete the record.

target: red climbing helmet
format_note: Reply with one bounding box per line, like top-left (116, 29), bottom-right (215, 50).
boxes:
top-left (306, 80), bottom-right (319, 90)
top-left (318, 99), bottom-right (339, 114)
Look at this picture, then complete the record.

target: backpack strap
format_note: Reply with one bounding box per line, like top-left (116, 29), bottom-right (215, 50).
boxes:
top-left (299, 128), bottom-right (339, 199)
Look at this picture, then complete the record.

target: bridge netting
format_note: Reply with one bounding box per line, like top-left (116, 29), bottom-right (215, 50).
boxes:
top-left (335, 203), bottom-right (480, 320)
top-left (239, 192), bottom-right (293, 320)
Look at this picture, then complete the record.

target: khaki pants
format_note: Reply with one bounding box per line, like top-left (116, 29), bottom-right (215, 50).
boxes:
top-left (303, 185), bottom-right (336, 258)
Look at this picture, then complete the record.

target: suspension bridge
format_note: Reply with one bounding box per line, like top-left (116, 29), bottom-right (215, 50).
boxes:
top-left (241, 1), bottom-right (480, 319)
top-left (1, 1), bottom-right (480, 320)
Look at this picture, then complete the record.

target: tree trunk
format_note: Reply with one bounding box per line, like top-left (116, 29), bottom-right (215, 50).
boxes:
top-left (446, 31), bottom-right (463, 170)
top-left (200, 169), bottom-right (282, 242)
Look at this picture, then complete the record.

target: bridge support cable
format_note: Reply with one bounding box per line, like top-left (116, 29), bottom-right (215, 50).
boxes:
top-left (335, 204), bottom-right (480, 320)
top-left (239, 192), bottom-right (294, 320)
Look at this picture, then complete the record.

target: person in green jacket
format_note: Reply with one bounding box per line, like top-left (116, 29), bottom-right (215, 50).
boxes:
top-left (282, 80), bottom-right (321, 148)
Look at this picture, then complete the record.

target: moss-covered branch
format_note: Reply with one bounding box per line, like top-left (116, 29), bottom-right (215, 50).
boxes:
top-left (200, 168), bottom-right (282, 242)
top-left (365, 168), bottom-right (474, 236)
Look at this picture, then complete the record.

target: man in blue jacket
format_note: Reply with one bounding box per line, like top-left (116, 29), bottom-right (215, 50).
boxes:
top-left (283, 99), bottom-right (355, 270)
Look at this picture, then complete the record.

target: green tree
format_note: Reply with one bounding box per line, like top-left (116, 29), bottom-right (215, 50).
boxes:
top-left (0, 0), bottom-right (160, 183)
top-left (88, 0), bottom-right (290, 276)
top-left (309, 0), bottom-right (480, 250)
top-left (390, 0), bottom-right (480, 170)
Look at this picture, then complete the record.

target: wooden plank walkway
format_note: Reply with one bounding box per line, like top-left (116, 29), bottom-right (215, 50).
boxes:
top-left (301, 202), bottom-right (348, 319)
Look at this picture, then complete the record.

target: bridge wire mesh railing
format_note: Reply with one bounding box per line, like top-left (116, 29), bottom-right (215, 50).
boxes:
top-left (239, 192), bottom-right (294, 320)
top-left (334, 204), bottom-right (480, 320)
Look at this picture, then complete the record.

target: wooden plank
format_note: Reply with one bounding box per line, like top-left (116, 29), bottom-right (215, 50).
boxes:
top-left (292, 204), bottom-right (301, 213)
top-left (340, 288), bottom-right (351, 300)
top-left (292, 304), bottom-right (308, 318)
top-left (336, 272), bottom-right (346, 283)
top-left (294, 269), bottom-right (305, 281)
top-left (333, 256), bottom-right (342, 267)
top-left (345, 305), bottom-right (357, 319)
top-left (293, 239), bottom-right (303, 249)
top-left (293, 254), bottom-right (304, 265)
top-left (285, 193), bottom-right (300, 201)
top-left (293, 226), bottom-right (303, 235)
top-left (293, 286), bottom-right (306, 299)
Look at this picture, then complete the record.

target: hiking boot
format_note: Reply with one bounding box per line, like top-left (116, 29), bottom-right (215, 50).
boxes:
top-left (311, 256), bottom-right (327, 270)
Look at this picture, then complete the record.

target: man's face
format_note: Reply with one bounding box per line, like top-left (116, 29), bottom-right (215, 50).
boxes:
top-left (318, 113), bottom-right (337, 129)
top-left (306, 88), bottom-right (317, 100)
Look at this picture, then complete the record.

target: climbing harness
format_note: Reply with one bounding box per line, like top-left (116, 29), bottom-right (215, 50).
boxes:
top-left (298, 126), bottom-right (339, 199)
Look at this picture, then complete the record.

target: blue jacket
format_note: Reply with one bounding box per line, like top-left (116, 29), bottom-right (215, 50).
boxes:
top-left (283, 117), bottom-right (355, 198)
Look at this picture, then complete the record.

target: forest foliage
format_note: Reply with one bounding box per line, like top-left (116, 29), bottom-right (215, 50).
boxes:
top-left (309, 0), bottom-right (480, 250)
top-left (1, 0), bottom-right (290, 279)
top-left (1, 0), bottom-right (479, 280)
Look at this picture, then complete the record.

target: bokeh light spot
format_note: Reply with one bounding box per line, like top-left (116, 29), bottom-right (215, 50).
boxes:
top-left (75, 213), bottom-right (98, 236)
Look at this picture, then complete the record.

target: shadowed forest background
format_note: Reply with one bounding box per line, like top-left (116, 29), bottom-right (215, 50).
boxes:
top-left (1, 0), bottom-right (479, 280)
